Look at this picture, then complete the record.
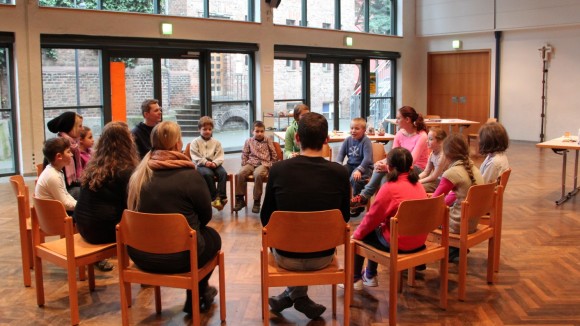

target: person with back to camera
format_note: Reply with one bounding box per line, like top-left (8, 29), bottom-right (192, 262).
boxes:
top-left (131, 99), bottom-right (162, 159)
top-left (432, 134), bottom-right (484, 262)
top-left (74, 121), bottom-right (139, 272)
top-left (233, 120), bottom-right (279, 214)
top-left (126, 121), bottom-right (221, 316)
top-left (189, 116), bottom-right (229, 211)
top-left (335, 117), bottom-right (374, 217)
top-left (478, 121), bottom-right (510, 184)
top-left (418, 127), bottom-right (448, 192)
top-left (351, 106), bottom-right (429, 214)
top-left (284, 104), bottom-right (310, 159)
top-left (344, 147), bottom-right (428, 290)
top-left (46, 111), bottom-right (85, 199)
top-left (261, 112), bottom-right (350, 320)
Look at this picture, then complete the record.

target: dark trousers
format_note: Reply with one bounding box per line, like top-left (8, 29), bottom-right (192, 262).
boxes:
top-left (198, 166), bottom-right (228, 200)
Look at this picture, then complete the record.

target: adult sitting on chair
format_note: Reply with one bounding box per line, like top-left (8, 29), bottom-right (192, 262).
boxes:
top-left (260, 112), bottom-right (350, 320)
top-left (126, 121), bottom-right (222, 316)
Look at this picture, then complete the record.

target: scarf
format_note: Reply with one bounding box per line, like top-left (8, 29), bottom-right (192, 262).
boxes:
top-left (148, 150), bottom-right (197, 170)
top-left (58, 132), bottom-right (83, 186)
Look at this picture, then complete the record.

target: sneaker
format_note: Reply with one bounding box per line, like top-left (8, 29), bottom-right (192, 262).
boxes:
top-left (94, 259), bottom-right (114, 272)
top-left (350, 194), bottom-right (369, 208)
top-left (350, 207), bottom-right (364, 218)
top-left (211, 198), bottom-right (224, 211)
top-left (338, 279), bottom-right (363, 291)
top-left (220, 197), bottom-right (228, 207)
top-left (252, 202), bottom-right (261, 214)
top-left (293, 296), bottom-right (326, 319)
top-left (362, 273), bottom-right (378, 287)
top-left (232, 197), bottom-right (246, 212)
top-left (268, 291), bottom-right (293, 313)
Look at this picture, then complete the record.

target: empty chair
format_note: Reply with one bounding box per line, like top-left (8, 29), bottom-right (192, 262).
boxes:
top-left (116, 210), bottom-right (226, 326)
top-left (9, 175), bottom-right (33, 287)
top-left (351, 195), bottom-right (450, 326)
top-left (429, 182), bottom-right (500, 301)
top-left (261, 209), bottom-right (352, 325)
top-left (31, 197), bottom-right (117, 325)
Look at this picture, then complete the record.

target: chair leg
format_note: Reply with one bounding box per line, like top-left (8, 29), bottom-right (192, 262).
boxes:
top-left (78, 266), bottom-right (86, 281)
top-left (34, 256), bottom-right (45, 307)
top-left (261, 254), bottom-right (269, 325)
top-left (487, 238), bottom-right (496, 284)
top-left (494, 221), bottom-right (503, 273)
top-left (407, 268), bottom-right (416, 287)
top-left (230, 175), bottom-right (236, 214)
top-left (120, 282), bottom-right (131, 326)
top-left (88, 265), bottom-right (96, 291)
top-left (219, 251), bottom-right (226, 322)
top-left (332, 284), bottom-right (337, 317)
top-left (21, 229), bottom-right (33, 287)
top-left (154, 286), bottom-right (162, 314)
top-left (389, 268), bottom-right (398, 326)
top-left (68, 262), bottom-right (80, 325)
top-left (458, 246), bottom-right (469, 301)
top-left (440, 257), bottom-right (449, 310)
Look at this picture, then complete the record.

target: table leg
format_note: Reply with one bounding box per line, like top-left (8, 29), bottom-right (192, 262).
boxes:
top-left (555, 149), bottom-right (568, 205)
top-left (569, 150), bottom-right (580, 198)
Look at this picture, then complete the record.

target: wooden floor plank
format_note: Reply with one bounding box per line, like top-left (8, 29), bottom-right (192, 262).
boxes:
top-left (0, 140), bottom-right (579, 325)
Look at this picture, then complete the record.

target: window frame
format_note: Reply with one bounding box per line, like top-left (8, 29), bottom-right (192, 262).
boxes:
top-left (0, 33), bottom-right (19, 176)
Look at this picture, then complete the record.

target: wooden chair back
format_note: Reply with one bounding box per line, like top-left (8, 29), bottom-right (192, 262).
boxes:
top-left (116, 210), bottom-right (226, 326)
top-left (184, 142), bottom-right (192, 160)
top-left (372, 142), bottom-right (386, 163)
top-left (352, 195), bottom-right (449, 326)
top-left (9, 175), bottom-right (33, 287)
top-left (261, 209), bottom-right (351, 325)
top-left (272, 141), bottom-right (283, 162)
top-left (31, 196), bottom-right (116, 325)
top-left (499, 168), bottom-right (511, 189)
top-left (461, 182), bottom-right (497, 231)
top-left (322, 143), bottom-right (332, 160)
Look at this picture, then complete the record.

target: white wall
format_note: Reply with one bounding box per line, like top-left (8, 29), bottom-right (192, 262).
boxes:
top-left (416, 0), bottom-right (580, 141)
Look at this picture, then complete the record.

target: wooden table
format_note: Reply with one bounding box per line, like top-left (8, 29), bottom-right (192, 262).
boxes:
top-left (273, 131), bottom-right (395, 144)
top-left (384, 118), bottom-right (479, 133)
top-left (536, 136), bottom-right (580, 205)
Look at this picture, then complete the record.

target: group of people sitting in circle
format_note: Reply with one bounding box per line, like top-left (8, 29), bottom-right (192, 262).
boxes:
top-left (33, 98), bottom-right (510, 322)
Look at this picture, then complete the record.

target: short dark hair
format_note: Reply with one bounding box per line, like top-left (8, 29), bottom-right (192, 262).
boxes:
top-left (140, 99), bottom-right (159, 116)
top-left (386, 147), bottom-right (419, 184)
top-left (297, 112), bottom-right (327, 150)
top-left (478, 122), bottom-right (509, 155)
top-left (292, 104), bottom-right (310, 122)
top-left (253, 120), bottom-right (265, 129)
top-left (43, 137), bottom-right (70, 164)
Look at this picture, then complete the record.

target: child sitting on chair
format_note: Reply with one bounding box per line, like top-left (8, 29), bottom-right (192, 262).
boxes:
top-left (347, 147), bottom-right (428, 290)
top-left (79, 126), bottom-right (94, 169)
top-left (419, 127), bottom-right (448, 192)
top-left (335, 117), bottom-right (374, 217)
top-left (233, 121), bottom-right (278, 214)
top-left (478, 121), bottom-right (510, 184)
top-left (35, 137), bottom-right (77, 214)
top-left (189, 116), bottom-right (229, 211)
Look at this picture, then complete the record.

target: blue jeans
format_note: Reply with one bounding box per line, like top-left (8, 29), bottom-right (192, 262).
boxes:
top-left (273, 249), bottom-right (334, 300)
top-left (344, 164), bottom-right (372, 196)
top-left (198, 165), bottom-right (228, 200)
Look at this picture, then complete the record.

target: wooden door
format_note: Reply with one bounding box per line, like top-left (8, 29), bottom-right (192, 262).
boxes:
top-left (427, 51), bottom-right (491, 135)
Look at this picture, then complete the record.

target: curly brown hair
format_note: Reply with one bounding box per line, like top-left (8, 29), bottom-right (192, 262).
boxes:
top-left (81, 121), bottom-right (139, 191)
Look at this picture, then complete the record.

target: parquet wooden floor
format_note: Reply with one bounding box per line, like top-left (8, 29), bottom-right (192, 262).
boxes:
top-left (0, 140), bottom-right (579, 325)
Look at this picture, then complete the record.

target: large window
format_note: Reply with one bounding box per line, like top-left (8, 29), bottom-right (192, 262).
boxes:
top-left (0, 41), bottom-right (18, 175)
top-left (41, 48), bottom-right (104, 139)
top-left (274, 46), bottom-right (398, 132)
top-left (210, 53), bottom-right (253, 151)
top-left (38, 0), bottom-right (256, 22)
top-left (275, 0), bottom-right (396, 35)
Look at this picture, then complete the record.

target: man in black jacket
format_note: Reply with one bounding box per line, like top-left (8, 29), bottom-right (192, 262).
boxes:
top-left (131, 99), bottom-right (162, 159)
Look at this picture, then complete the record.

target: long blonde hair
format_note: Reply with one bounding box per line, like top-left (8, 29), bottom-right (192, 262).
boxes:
top-left (127, 121), bottom-right (183, 210)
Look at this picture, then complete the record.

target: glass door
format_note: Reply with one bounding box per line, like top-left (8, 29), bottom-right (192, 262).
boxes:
top-left (0, 46), bottom-right (17, 175)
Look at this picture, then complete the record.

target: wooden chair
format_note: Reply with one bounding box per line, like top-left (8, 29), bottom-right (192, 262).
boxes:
top-left (35, 163), bottom-right (44, 185)
top-left (467, 117), bottom-right (497, 148)
top-left (9, 175), bottom-right (33, 287)
top-left (31, 197), bottom-right (117, 325)
top-left (364, 142), bottom-right (387, 210)
top-left (183, 142), bottom-right (234, 210)
top-left (351, 195), bottom-right (450, 326)
top-left (232, 141), bottom-right (283, 214)
top-left (261, 209), bottom-right (352, 326)
top-left (493, 168), bottom-right (511, 272)
top-left (322, 143), bottom-right (333, 161)
top-left (429, 182), bottom-right (500, 301)
top-left (117, 210), bottom-right (226, 326)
